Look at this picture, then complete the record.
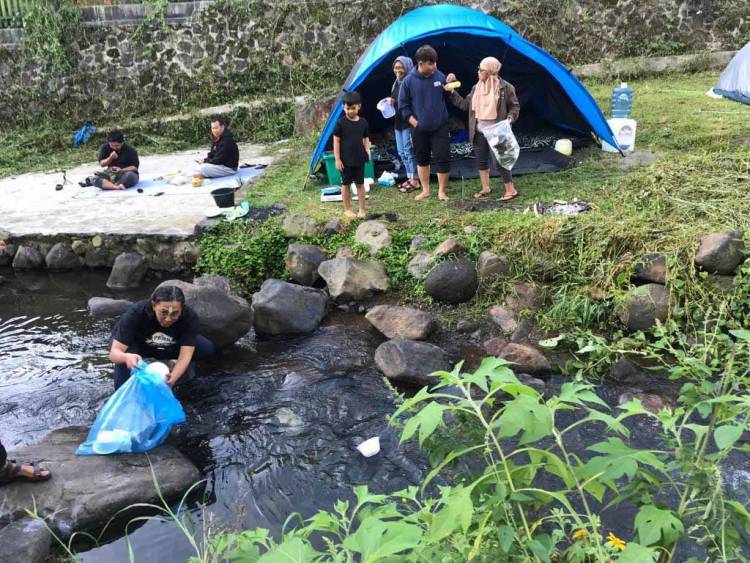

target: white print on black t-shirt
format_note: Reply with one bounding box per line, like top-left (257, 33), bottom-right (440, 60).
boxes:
top-left (433, 81), bottom-right (441, 87)
top-left (146, 332), bottom-right (176, 349)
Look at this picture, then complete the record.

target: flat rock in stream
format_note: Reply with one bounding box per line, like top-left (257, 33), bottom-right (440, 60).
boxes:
top-left (87, 297), bottom-right (133, 318)
top-left (0, 427), bottom-right (200, 539)
top-left (0, 517), bottom-right (51, 563)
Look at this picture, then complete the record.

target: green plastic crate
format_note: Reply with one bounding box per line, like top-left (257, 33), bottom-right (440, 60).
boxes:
top-left (322, 150), bottom-right (375, 185)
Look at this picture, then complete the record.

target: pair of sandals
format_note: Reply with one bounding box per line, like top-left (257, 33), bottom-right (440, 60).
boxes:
top-left (474, 189), bottom-right (518, 202)
top-left (398, 179), bottom-right (421, 193)
top-left (0, 459), bottom-right (52, 485)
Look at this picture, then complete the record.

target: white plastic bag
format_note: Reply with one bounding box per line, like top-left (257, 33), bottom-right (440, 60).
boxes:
top-left (481, 119), bottom-right (519, 170)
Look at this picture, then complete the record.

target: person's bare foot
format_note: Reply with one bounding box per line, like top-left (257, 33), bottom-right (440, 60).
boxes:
top-left (438, 192), bottom-right (449, 201)
top-left (19, 463), bottom-right (49, 479)
top-left (116, 183), bottom-right (126, 190)
top-left (414, 191), bottom-right (431, 201)
top-left (344, 210), bottom-right (357, 219)
top-left (357, 210), bottom-right (366, 219)
top-left (499, 190), bottom-right (518, 202)
top-left (473, 189), bottom-right (491, 199)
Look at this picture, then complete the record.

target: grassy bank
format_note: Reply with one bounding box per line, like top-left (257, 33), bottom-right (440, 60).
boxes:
top-left (197, 70), bottom-right (750, 335)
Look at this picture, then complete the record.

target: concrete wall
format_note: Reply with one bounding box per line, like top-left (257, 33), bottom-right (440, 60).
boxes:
top-left (1, 0), bottom-right (748, 126)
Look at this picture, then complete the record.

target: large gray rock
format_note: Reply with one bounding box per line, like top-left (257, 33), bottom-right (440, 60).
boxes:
top-left (424, 259), bottom-right (478, 304)
top-left (45, 242), bottom-right (83, 270)
top-left (0, 428), bottom-right (200, 539)
top-left (694, 230), bottom-right (745, 275)
top-left (505, 282), bottom-right (541, 313)
top-left (282, 213), bottom-right (318, 238)
top-left (478, 251), bottom-right (511, 281)
top-left (12, 245), bottom-right (44, 270)
top-left (193, 275), bottom-right (232, 294)
top-left (107, 252), bottom-right (148, 289)
top-left (618, 283), bottom-right (669, 332)
top-left (87, 297), bottom-right (133, 318)
top-left (286, 243), bottom-right (328, 286)
top-left (365, 305), bottom-right (436, 340)
top-left (498, 343), bottom-right (551, 376)
top-left (355, 220), bottom-right (391, 256)
top-left (434, 238), bottom-right (465, 258)
top-left (85, 246), bottom-right (112, 268)
top-left (0, 518), bottom-right (51, 563)
top-left (374, 339), bottom-right (451, 387)
top-left (251, 279), bottom-right (328, 335)
top-left (407, 252), bottom-right (434, 279)
top-left (318, 257), bottom-right (389, 301)
top-left (632, 253), bottom-right (667, 285)
top-left (157, 279), bottom-right (253, 348)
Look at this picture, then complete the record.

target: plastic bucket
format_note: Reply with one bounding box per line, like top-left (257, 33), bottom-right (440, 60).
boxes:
top-left (211, 187), bottom-right (235, 208)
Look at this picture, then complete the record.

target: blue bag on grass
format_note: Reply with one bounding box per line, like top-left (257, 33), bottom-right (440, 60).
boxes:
top-left (77, 361), bottom-right (186, 456)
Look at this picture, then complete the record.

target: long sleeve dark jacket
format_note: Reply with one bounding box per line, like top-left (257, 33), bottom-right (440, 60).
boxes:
top-left (449, 80), bottom-right (520, 144)
top-left (398, 67), bottom-right (449, 132)
top-left (205, 129), bottom-right (239, 170)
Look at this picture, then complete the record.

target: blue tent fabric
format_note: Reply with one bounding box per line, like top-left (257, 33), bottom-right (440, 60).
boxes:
top-left (309, 4), bottom-right (618, 175)
top-left (713, 41), bottom-right (750, 106)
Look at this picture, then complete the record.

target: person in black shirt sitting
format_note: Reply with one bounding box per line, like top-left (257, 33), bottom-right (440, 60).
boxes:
top-left (109, 285), bottom-right (215, 390)
top-left (82, 129), bottom-right (140, 190)
top-left (193, 117), bottom-right (240, 182)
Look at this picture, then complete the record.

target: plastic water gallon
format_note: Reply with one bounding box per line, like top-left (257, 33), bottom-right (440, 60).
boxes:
top-left (602, 118), bottom-right (637, 153)
top-left (611, 82), bottom-right (634, 118)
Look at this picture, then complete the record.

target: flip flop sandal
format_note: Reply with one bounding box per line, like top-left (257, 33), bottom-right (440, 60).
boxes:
top-left (397, 181), bottom-right (413, 193)
top-left (499, 193), bottom-right (519, 202)
top-left (473, 191), bottom-right (491, 199)
top-left (0, 460), bottom-right (52, 485)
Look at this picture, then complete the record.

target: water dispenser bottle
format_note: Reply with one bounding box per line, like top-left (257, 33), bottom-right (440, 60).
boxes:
top-left (611, 82), bottom-right (634, 118)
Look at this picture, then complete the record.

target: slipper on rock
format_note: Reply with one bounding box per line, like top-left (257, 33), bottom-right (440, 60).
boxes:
top-left (0, 460), bottom-right (51, 485)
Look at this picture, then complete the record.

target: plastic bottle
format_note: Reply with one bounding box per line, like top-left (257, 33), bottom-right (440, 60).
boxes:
top-left (611, 82), bottom-right (634, 118)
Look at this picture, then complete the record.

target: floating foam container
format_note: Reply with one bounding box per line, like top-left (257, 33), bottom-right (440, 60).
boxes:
top-left (602, 118), bottom-right (637, 153)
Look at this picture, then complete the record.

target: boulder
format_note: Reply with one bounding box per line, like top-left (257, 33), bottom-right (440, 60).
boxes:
top-left (498, 343), bottom-right (551, 376)
top-left (365, 305), bottom-right (436, 340)
top-left (318, 257), bottom-right (389, 301)
top-left (483, 336), bottom-right (509, 356)
top-left (410, 234), bottom-right (429, 251)
top-left (0, 238), bottom-right (14, 267)
top-left (87, 297), bottom-right (133, 318)
top-left (12, 245), bottom-right (44, 270)
top-left (618, 390), bottom-right (674, 414)
top-left (489, 305), bottom-right (518, 334)
top-left (518, 373), bottom-right (547, 394)
top-left (424, 259), bottom-right (478, 304)
top-left (107, 252), bottom-right (148, 289)
top-left (282, 213), bottom-right (318, 238)
top-left (45, 242), bottom-right (83, 270)
top-left (85, 246), bottom-right (112, 268)
top-left (618, 283), bottom-right (669, 332)
top-left (336, 246), bottom-right (354, 258)
top-left (294, 95), bottom-right (336, 136)
top-left (355, 220), bottom-right (391, 256)
top-left (286, 243), bottom-right (328, 286)
top-left (632, 253), bottom-right (667, 285)
top-left (323, 218), bottom-right (342, 236)
top-left (374, 339), bottom-right (451, 387)
top-left (477, 251), bottom-right (512, 281)
top-left (695, 230), bottom-right (745, 275)
top-left (0, 518), bottom-right (51, 563)
top-left (407, 252), bottom-right (434, 278)
top-left (0, 428), bottom-right (200, 539)
top-left (193, 275), bottom-right (232, 294)
top-left (609, 356), bottom-right (669, 385)
top-left (157, 279), bottom-right (253, 348)
top-left (251, 279), bottom-right (328, 335)
top-left (505, 282), bottom-right (540, 313)
top-left (434, 238), bottom-right (465, 258)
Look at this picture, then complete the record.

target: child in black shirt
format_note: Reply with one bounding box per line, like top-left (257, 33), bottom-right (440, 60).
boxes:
top-left (333, 91), bottom-right (371, 219)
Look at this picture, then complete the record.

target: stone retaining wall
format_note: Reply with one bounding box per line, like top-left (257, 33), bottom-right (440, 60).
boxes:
top-left (1, 0), bottom-right (748, 127)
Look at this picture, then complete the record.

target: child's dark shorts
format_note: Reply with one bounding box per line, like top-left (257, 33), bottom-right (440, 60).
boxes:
top-left (341, 164), bottom-right (365, 186)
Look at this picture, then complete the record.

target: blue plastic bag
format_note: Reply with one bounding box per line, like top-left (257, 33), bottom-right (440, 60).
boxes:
top-left (76, 361), bottom-right (186, 456)
top-left (72, 123), bottom-right (97, 148)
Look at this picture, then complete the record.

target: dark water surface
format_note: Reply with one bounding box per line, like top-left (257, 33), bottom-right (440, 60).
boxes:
top-left (0, 270), bottom-right (427, 562)
top-left (1, 270), bottom-right (748, 562)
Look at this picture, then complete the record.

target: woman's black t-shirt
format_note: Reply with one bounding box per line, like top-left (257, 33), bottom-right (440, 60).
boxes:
top-left (111, 300), bottom-right (199, 359)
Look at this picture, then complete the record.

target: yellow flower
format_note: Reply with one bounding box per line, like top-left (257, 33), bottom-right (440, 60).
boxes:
top-left (571, 529), bottom-right (587, 541)
top-left (606, 532), bottom-right (626, 551)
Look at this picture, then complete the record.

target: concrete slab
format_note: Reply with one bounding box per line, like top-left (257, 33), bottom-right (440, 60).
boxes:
top-left (0, 143), bottom-right (275, 237)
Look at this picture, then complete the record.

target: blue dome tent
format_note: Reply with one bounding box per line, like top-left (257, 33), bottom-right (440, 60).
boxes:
top-left (713, 41), bottom-right (750, 105)
top-left (309, 4), bottom-right (619, 177)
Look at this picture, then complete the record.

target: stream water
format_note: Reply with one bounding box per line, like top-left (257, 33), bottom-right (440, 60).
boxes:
top-left (1, 269), bottom-right (748, 562)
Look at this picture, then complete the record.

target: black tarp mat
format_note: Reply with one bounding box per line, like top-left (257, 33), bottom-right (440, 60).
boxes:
top-left (448, 147), bottom-right (574, 179)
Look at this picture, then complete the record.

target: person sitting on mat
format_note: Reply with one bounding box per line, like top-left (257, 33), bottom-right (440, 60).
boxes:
top-left (82, 129), bottom-right (140, 191)
top-left (446, 57), bottom-right (520, 201)
top-left (389, 56), bottom-right (420, 194)
top-left (193, 117), bottom-right (239, 182)
top-left (0, 439), bottom-right (51, 485)
top-left (109, 285), bottom-right (215, 390)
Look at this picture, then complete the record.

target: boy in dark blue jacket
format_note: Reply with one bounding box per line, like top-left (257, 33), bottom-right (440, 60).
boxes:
top-left (398, 45), bottom-right (450, 201)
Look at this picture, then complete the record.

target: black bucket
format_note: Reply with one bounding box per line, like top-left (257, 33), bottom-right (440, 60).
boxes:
top-left (211, 187), bottom-right (235, 208)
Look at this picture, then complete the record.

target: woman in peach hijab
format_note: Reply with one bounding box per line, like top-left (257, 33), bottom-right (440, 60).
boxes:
top-left (447, 57), bottom-right (520, 201)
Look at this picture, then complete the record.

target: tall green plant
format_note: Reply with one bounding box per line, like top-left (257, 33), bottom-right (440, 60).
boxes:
top-left (21, 0), bottom-right (81, 71)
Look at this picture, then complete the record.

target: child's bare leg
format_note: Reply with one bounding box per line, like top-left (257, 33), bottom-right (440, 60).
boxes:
top-left (355, 184), bottom-right (366, 218)
top-left (414, 165), bottom-right (431, 200)
top-left (341, 183), bottom-right (356, 218)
